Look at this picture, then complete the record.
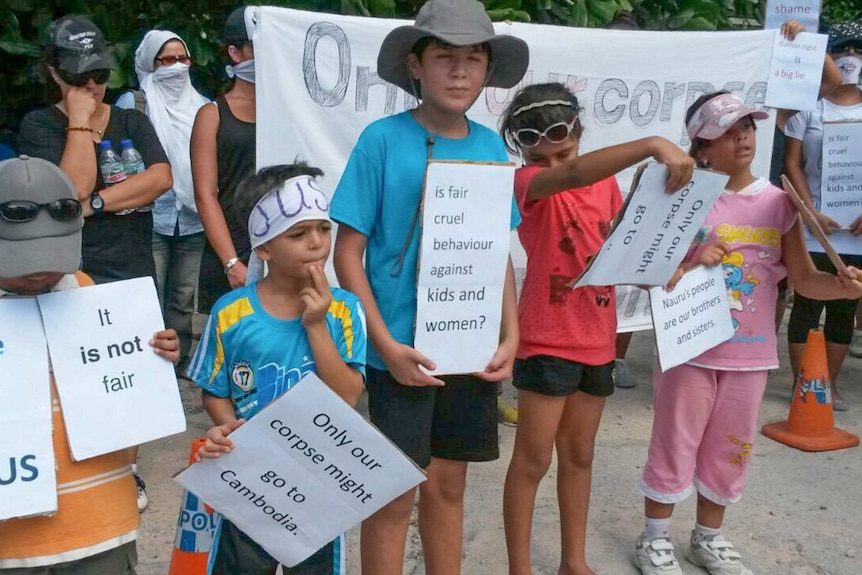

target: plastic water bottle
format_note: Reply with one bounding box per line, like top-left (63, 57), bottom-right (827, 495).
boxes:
top-left (120, 139), bottom-right (145, 175)
top-left (98, 140), bottom-right (127, 186)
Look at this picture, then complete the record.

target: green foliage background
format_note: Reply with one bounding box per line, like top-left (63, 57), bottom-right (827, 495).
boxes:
top-left (1, 0), bottom-right (860, 134)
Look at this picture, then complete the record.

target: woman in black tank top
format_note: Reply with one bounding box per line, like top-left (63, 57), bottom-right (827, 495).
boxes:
top-left (191, 8), bottom-right (256, 313)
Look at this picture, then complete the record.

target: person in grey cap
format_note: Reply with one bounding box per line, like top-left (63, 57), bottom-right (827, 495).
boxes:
top-left (785, 19), bottom-right (862, 413)
top-left (0, 155), bottom-right (179, 573)
top-left (330, 1), bottom-right (528, 573)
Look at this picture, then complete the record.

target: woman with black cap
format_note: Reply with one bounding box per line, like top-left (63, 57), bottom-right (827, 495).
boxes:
top-left (192, 6), bottom-right (257, 315)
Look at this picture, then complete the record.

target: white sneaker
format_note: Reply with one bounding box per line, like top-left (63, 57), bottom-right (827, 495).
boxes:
top-left (688, 534), bottom-right (753, 575)
top-left (635, 533), bottom-right (685, 574)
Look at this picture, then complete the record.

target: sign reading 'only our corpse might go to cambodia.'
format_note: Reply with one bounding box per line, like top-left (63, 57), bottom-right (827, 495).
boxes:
top-left (576, 163), bottom-right (729, 288)
top-left (36, 277), bottom-right (186, 461)
top-left (176, 373), bottom-right (426, 568)
top-left (414, 161), bottom-right (515, 376)
top-left (0, 298), bottom-right (56, 521)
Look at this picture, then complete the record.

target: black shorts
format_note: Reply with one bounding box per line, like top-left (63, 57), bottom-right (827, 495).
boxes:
top-left (365, 367), bottom-right (499, 469)
top-left (513, 355), bottom-right (614, 398)
top-left (211, 518), bottom-right (341, 575)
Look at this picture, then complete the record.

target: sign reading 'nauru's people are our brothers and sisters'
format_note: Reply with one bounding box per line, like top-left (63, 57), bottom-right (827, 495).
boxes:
top-left (36, 277), bottom-right (186, 461)
top-left (176, 373), bottom-right (426, 568)
top-left (650, 265), bottom-right (735, 371)
top-left (576, 164), bottom-right (729, 288)
top-left (0, 298), bottom-right (56, 521)
top-left (414, 161), bottom-right (514, 375)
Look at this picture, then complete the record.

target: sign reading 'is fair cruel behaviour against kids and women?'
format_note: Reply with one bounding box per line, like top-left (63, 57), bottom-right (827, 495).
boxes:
top-left (175, 373), bottom-right (426, 567)
top-left (649, 265), bottom-right (735, 371)
top-left (36, 278), bottom-right (186, 461)
top-left (819, 122), bottom-right (862, 245)
top-left (414, 161), bottom-right (515, 375)
top-left (0, 299), bottom-right (56, 520)
top-left (576, 164), bottom-right (728, 288)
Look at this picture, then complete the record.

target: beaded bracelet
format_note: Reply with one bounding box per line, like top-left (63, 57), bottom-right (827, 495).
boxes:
top-left (66, 126), bottom-right (93, 133)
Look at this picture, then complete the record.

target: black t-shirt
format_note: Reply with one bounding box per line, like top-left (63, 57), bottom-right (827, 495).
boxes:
top-left (20, 106), bottom-right (169, 283)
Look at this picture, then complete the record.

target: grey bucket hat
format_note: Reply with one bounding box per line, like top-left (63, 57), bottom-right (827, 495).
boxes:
top-left (377, 0), bottom-right (529, 97)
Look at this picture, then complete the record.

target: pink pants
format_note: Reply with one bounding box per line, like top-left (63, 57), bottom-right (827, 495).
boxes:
top-left (640, 363), bottom-right (768, 506)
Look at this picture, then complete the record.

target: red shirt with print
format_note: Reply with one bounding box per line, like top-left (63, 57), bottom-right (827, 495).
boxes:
top-left (515, 167), bottom-right (622, 365)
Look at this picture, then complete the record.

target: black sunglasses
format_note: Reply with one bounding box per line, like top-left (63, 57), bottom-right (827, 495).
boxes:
top-left (58, 69), bottom-right (110, 87)
top-left (0, 199), bottom-right (82, 223)
top-left (155, 54), bottom-right (192, 66)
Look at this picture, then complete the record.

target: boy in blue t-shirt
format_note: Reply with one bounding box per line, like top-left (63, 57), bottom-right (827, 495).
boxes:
top-left (329, 0), bottom-right (529, 572)
top-left (189, 164), bottom-right (366, 575)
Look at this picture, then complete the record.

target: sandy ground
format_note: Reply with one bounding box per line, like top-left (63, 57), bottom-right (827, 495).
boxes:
top-left (136, 319), bottom-right (862, 575)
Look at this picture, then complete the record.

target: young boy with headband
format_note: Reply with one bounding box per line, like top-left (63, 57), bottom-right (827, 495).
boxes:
top-left (330, 0), bottom-right (528, 573)
top-left (190, 164), bottom-right (366, 575)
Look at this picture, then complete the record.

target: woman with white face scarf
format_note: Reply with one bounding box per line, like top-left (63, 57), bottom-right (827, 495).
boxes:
top-left (784, 20), bottom-right (862, 412)
top-left (116, 30), bottom-right (208, 372)
top-left (191, 6), bottom-right (257, 317)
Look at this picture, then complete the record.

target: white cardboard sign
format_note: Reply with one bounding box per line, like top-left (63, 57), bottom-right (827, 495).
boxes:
top-left (253, 7), bottom-right (778, 275)
top-left (764, 0), bottom-right (821, 32)
top-left (175, 373), bottom-right (426, 567)
top-left (819, 121), bottom-right (862, 233)
top-left (36, 278), bottom-right (186, 460)
top-left (0, 298), bottom-right (57, 520)
top-left (576, 164), bottom-right (728, 288)
top-left (765, 31), bottom-right (827, 111)
top-left (414, 161), bottom-right (514, 375)
top-left (650, 265), bottom-right (735, 372)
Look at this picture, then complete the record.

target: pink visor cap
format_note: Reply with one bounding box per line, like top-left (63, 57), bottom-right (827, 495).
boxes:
top-left (686, 93), bottom-right (769, 142)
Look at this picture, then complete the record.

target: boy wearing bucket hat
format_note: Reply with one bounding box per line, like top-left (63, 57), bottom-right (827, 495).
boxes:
top-left (0, 155), bottom-right (179, 573)
top-left (330, 1), bottom-right (528, 573)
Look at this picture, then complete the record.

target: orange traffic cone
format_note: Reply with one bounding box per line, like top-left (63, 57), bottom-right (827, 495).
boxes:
top-left (168, 438), bottom-right (216, 575)
top-left (762, 329), bottom-right (859, 452)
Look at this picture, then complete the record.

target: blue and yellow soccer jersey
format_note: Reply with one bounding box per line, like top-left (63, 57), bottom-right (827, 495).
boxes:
top-left (186, 283), bottom-right (366, 419)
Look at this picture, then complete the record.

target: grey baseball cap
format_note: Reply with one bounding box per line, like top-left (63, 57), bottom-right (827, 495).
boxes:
top-left (0, 156), bottom-right (83, 278)
top-left (377, 0), bottom-right (529, 97)
top-left (45, 15), bottom-right (116, 75)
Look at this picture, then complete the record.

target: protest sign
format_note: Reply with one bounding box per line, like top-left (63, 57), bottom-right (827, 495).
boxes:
top-left (820, 122), bottom-right (862, 230)
top-left (175, 373), bottom-right (425, 567)
top-left (781, 175), bottom-right (850, 272)
top-left (414, 161), bottom-right (514, 375)
top-left (576, 164), bottom-right (728, 288)
top-left (764, 0), bottom-right (821, 32)
top-left (649, 266), bottom-right (734, 371)
top-left (0, 299), bottom-right (56, 520)
top-left (615, 285), bottom-right (653, 333)
top-left (252, 7), bottom-right (777, 272)
top-left (765, 31), bottom-right (827, 111)
top-left (36, 278), bottom-right (185, 460)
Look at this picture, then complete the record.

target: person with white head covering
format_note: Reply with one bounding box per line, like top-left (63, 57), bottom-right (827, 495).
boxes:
top-left (117, 30), bottom-right (208, 374)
